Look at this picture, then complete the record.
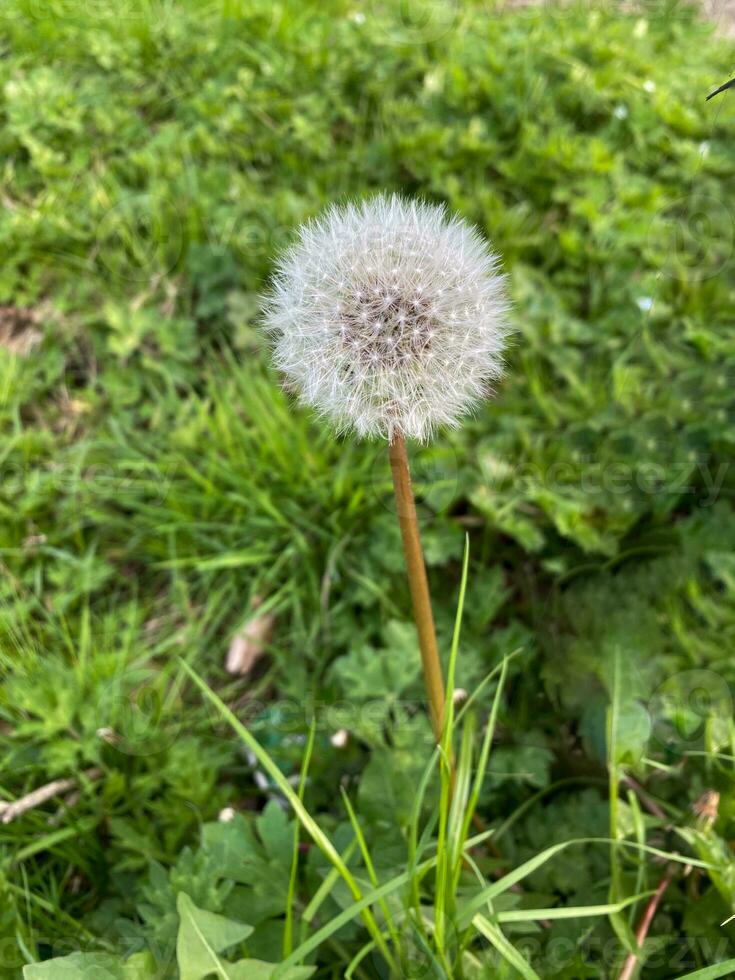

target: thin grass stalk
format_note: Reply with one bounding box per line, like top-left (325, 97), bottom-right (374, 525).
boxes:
top-left (457, 656), bottom-right (510, 869)
top-left (433, 537), bottom-right (471, 955)
top-left (607, 648), bottom-right (636, 952)
top-left (301, 837), bottom-right (359, 931)
top-left (283, 719), bottom-right (316, 958)
top-left (446, 712), bottom-right (476, 898)
top-left (340, 788), bottom-right (402, 957)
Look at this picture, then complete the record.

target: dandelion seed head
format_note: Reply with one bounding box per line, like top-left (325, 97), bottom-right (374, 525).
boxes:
top-left (262, 194), bottom-right (511, 441)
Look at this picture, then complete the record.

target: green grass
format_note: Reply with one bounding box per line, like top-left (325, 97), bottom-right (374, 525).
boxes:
top-left (1, 0), bottom-right (735, 976)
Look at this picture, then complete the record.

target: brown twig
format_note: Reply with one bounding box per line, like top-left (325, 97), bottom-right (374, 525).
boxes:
top-left (621, 774), bottom-right (668, 821)
top-left (389, 431), bottom-right (446, 744)
top-left (0, 768), bottom-right (101, 824)
top-left (617, 871), bottom-right (673, 980)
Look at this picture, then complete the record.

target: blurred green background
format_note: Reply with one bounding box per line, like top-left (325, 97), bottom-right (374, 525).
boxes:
top-left (1, 0), bottom-right (735, 975)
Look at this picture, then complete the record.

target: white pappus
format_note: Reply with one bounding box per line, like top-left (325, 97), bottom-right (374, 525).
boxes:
top-left (262, 194), bottom-right (511, 442)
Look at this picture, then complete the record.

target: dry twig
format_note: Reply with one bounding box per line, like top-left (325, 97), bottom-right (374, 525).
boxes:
top-left (0, 768), bottom-right (101, 824)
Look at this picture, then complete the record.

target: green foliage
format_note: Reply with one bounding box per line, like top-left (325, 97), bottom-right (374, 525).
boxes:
top-left (175, 892), bottom-right (252, 979)
top-left (1, 0), bottom-right (735, 976)
top-left (23, 952), bottom-right (156, 980)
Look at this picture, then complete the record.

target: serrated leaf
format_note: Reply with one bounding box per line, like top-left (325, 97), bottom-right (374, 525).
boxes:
top-left (176, 892), bottom-right (253, 980)
top-left (256, 800), bottom-right (292, 863)
top-left (329, 619), bottom-right (421, 704)
top-left (23, 952), bottom-right (156, 980)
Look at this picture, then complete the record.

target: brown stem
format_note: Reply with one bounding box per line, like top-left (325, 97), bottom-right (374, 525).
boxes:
top-left (621, 774), bottom-right (667, 821)
top-left (617, 872), bottom-right (673, 980)
top-left (389, 431), bottom-right (447, 744)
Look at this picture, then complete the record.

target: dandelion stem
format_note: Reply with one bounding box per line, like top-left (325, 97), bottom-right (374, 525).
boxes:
top-left (389, 431), bottom-right (446, 744)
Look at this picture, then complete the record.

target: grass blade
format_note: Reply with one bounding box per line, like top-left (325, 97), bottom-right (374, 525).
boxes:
top-left (496, 891), bottom-right (655, 922)
top-left (674, 961), bottom-right (735, 979)
top-left (283, 719), bottom-right (316, 958)
top-left (302, 838), bottom-right (359, 927)
top-left (340, 788), bottom-right (401, 956)
top-left (461, 838), bottom-right (715, 925)
top-left (472, 915), bottom-right (541, 980)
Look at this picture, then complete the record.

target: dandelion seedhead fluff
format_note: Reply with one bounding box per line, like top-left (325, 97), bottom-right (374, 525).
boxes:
top-left (263, 194), bottom-right (510, 442)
